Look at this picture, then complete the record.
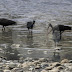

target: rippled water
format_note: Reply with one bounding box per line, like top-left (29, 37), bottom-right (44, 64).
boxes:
top-left (0, 0), bottom-right (72, 61)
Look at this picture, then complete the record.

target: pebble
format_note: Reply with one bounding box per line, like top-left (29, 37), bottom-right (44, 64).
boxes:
top-left (61, 59), bottom-right (69, 64)
top-left (0, 57), bottom-right (71, 72)
top-left (41, 69), bottom-right (48, 72)
top-left (51, 62), bottom-right (61, 67)
top-left (45, 66), bottom-right (53, 70)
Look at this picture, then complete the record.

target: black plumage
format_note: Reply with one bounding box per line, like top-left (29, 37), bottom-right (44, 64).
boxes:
top-left (0, 18), bottom-right (17, 31)
top-left (48, 23), bottom-right (71, 39)
top-left (27, 20), bottom-right (35, 30)
top-left (47, 23), bottom-right (72, 46)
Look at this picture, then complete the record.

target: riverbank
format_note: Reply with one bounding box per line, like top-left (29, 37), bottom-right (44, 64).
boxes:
top-left (0, 57), bottom-right (72, 72)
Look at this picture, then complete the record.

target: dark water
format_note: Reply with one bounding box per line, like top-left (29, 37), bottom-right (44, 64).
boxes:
top-left (0, 0), bottom-right (72, 61)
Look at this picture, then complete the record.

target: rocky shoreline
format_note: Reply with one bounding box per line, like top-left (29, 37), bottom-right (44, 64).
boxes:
top-left (0, 57), bottom-right (72, 72)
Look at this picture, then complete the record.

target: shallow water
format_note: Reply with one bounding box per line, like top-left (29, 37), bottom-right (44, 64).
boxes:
top-left (0, 0), bottom-right (72, 61)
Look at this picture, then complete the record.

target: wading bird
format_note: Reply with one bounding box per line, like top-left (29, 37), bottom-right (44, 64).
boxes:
top-left (27, 20), bottom-right (35, 31)
top-left (0, 18), bottom-right (17, 31)
top-left (47, 23), bottom-right (72, 46)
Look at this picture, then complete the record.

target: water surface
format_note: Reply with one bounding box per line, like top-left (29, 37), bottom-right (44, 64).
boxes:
top-left (0, 0), bottom-right (72, 61)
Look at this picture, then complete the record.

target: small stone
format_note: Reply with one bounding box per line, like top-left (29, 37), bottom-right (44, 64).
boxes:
top-left (9, 62), bottom-right (17, 69)
top-left (33, 61), bottom-right (41, 65)
top-left (0, 69), bottom-right (3, 72)
top-left (4, 69), bottom-right (11, 72)
top-left (41, 63), bottom-right (49, 68)
top-left (45, 66), bottom-right (53, 70)
top-left (61, 59), bottom-right (69, 64)
top-left (12, 68), bottom-right (23, 72)
top-left (57, 66), bottom-right (64, 70)
top-left (51, 62), bottom-right (61, 67)
top-left (29, 66), bottom-right (34, 71)
top-left (38, 58), bottom-right (48, 62)
top-left (22, 62), bottom-right (34, 68)
top-left (69, 60), bottom-right (72, 63)
top-left (35, 65), bottom-right (41, 69)
top-left (49, 67), bottom-right (59, 72)
top-left (41, 69), bottom-right (48, 72)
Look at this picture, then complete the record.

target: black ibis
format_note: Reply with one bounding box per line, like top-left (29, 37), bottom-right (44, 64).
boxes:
top-left (27, 20), bottom-right (35, 31)
top-left (0, 18), bottom-right (17, 31)
top-left (47, 23), bottom-right (72, 39)
top-left (47, 23), bottom-right (72, 46)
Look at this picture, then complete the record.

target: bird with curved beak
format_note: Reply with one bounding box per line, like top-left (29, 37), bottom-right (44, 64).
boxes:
top-left (47, 23), bottom-right (72, 46)
top-left (47, 23), bottom-right (53, 35)
top-left (47, 23), bottom-right (72, 39)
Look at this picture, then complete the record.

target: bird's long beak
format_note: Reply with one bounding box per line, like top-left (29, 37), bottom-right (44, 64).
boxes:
top-left (47, 26), bottom-right (52, 35)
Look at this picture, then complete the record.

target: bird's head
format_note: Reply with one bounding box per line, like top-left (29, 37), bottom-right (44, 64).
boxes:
top-left (33, 20), bottom-right (35, 24)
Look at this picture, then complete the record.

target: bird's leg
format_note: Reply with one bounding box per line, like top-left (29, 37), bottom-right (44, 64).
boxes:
top-left (2, 26), bottom-right (5, 31)
top-left (60, 31), bottom-right (64, 39)
top-left (60, 32), bottom-right (61, 39)
top-left (4, 26), bottom-right (5, 31)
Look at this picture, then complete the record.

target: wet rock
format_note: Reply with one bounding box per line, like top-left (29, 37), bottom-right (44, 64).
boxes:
top-left (4, 69), bottom-right (11, 72)
top-left (22, 62), bottom-right (34, 68)
top-left (24, 57), bottom-right (33, 62)
top-left (0, 69), bottom-right (3, 72)
top-left (57, 66), bottom-right (64, 70)
top-left (41, 69), bottom-right (48, 72)
top-left (61, 59), bottom-right (69, 64)
top-left (29, 66), bottom-right (34, 71)
top-left (41, 63), bottom-right (49, 68)
top-left (51, 62), bottom-right (61, 67)
top-left (63, 63), bottom-right (72, 70)
top-left (35, 65), bottom-right (41, 69)
top-left (0, 66), bottom-right (2, 69)
top-left (0, 63), bottom-right (4, 67)
top-left (49, 67), bottom-right (59, 72)
top-left (33, 60), bottom-right (41, 65)
top-left (38, 58), bottom-right (48, 62)
top-left (9, 62), bottom-right (17, 69)
top-left (11, 44), bottom-right (20, 48)
top-left (69, 60), bottom-right (72, 63)
top-left (12, 67), bottom-right (23, 72)
top-left (27, 50), bottom-right (33, 54)
top-left (17, 63), bottom-right (22, 68)
top-left (43, 51), bottom-right (48, 54)
top-left (45, 66), bottom-right (53, 70)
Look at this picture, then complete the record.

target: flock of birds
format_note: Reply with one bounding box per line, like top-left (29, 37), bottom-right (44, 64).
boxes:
top-left (0, 18), bottom-right (72, 46)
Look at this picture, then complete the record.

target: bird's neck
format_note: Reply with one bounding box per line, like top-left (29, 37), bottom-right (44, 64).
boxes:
top-left (33, 21), bottom-right (35, 25)
top-left (50, 25), bottom-right (54, 32)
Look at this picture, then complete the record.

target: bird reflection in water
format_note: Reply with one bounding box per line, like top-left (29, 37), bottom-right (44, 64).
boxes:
top-left (1, 29), bottom-right (13, 44)
top-left (26, 32), bottom-right (34, 48)
top-left (52, 51), bottom-right (61, 62)
top-left (47, 23), bottom-right (72, 47)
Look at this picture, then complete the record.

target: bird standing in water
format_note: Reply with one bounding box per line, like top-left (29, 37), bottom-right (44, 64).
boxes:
top-left (27, 20), bottom-right (35, 32)
top-left (47, 23), bottom-right (72, 46)
top-left (0, 18), bottom-right (17, 31)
